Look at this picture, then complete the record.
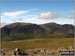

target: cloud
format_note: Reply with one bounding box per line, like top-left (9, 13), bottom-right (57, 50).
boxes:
top-left (39, 12), bottom-right (61, 19)
top-left (3, 8), bottom-right (38, 18)
top-left (4, 11), bottom-right (28, 18)
top-left (40, 12), bottom-right (51, 19)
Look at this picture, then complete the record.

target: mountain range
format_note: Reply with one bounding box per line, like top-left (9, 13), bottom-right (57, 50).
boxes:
top-left (1, 22), bottom-right (74, 41)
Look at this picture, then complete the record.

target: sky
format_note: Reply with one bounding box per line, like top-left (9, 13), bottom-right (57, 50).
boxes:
top-left (1, 0), bottom-right (75, 27)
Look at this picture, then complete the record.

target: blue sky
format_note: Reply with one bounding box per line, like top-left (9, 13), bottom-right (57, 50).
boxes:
top-left (1, 0), bottom-right (74, 26)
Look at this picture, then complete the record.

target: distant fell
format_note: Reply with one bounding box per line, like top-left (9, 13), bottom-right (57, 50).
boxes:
top-left (1, 22), bottom-right (74, 41)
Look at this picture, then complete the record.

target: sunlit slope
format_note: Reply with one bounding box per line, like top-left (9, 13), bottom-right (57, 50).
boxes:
top-left (1, 38), bottom-right (74, 50)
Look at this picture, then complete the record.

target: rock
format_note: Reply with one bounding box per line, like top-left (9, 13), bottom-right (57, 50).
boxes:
top-left (0, 48), bottom-right (28, 56)
top-left (1, 46), bottom-right (74, 56)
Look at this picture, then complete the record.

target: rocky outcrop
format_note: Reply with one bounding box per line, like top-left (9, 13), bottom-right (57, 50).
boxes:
top-left (1, 46), bottom-right (75, 56)
top-left (0, 48), bottom-right (28, 56)
top-left (25, 46), bottom-right (75, 55)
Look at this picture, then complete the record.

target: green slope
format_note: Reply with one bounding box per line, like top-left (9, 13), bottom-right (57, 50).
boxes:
top-left (1, 38), bottom-right (74, 50)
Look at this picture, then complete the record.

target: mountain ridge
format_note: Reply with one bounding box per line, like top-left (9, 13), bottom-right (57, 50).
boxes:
top-left (1, 22), bottom-right (74, 41)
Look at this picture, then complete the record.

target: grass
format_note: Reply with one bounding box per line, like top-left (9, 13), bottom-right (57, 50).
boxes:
top-left (1, 34), bottom-right (68, 42)
top-left (1, 38), bottom-right (74, 50)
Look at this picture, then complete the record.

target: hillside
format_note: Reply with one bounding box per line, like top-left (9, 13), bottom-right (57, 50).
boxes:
top-left (1, 22), bottom-right (74, 41)
top-left (1, 38), bottom-right (74, 50)
top-left (1, 38), bottom-right (74, 56)
top-left (40, 22), bottom-right (74, 34)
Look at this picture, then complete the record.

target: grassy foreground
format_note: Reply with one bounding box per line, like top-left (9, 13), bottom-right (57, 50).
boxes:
top-left (1, 38), bottom-right (74, 50)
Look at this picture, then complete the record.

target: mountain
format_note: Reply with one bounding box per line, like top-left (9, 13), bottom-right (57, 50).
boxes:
top-left (1, 22), bottom-right (74, 41)
top-left (1, 22), bottom-right (46, 35)
top-left (40, 22), bottom-right (74, 34)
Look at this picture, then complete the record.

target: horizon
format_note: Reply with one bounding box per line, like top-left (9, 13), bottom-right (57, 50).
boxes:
top-left (1, 0), bottom-right (74, 27)
top-left (0, 22), bottom-right (74, 28)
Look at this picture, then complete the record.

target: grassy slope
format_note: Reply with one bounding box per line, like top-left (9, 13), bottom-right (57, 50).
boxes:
top-left (1, 34), bottom-right (69, 41)
top-left (1, 38), bottom-right (74, 50)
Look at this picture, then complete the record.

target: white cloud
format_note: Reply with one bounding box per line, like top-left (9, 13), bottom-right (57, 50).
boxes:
top-left (3, 8), bottom-right (38, 18)
top-left (40, 12), bottom-right (61, 19)
top-left (4, 11), bottom-right (29, 18)
top-left (40, 12), bottom-right (51, 19)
